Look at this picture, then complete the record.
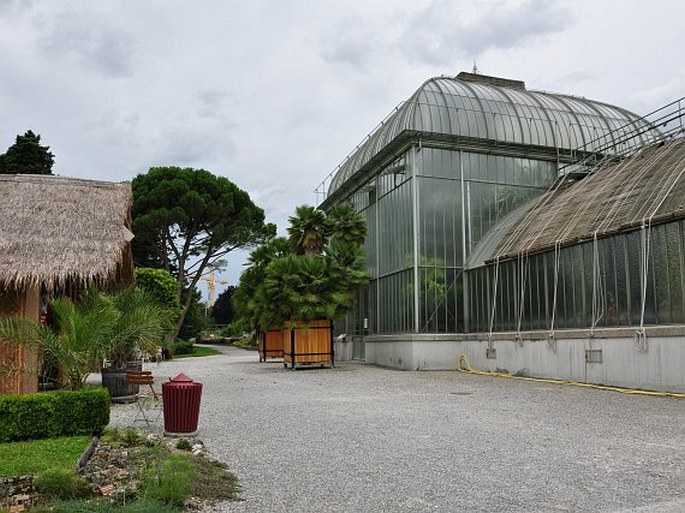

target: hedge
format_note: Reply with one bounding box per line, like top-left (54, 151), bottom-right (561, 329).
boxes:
top-left (0, 387), bottom-right (110, 443)
top-left (172, 341), bottom-right (194, 355)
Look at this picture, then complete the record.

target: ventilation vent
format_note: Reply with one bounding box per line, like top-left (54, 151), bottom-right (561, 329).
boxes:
top-left (456, 71), bottom-right (526, 90)
top-left (585, 349), bottom-right (603, 364)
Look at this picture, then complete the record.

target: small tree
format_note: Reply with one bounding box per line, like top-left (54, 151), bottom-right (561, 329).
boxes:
top-left (0, 130), bottom-right (54, 175)
top-left (178, 286), bottom-right (206, 341)
top-left (131, 167), bottom-right (275, 340)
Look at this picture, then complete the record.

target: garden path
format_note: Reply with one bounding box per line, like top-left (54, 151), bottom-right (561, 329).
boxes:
top-left (109, 346), bottom-right (685, 513)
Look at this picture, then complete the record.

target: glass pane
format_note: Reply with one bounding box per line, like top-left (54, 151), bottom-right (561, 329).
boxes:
top-left (377, 180), bottom-right (413, 276)
top-left (418, 177), bottom-right (462, 267)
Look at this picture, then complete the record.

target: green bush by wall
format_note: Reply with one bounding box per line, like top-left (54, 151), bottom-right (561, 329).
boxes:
top-left (0, 387), bottom-right (110, 442)
top-left (171, 341), bottom-right (194, 355)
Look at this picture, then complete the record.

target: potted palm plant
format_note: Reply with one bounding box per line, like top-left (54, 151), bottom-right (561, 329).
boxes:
top-left (236, 203), bottom-right (368, 369)
top-left (100, 287), bottom-right (172, 402)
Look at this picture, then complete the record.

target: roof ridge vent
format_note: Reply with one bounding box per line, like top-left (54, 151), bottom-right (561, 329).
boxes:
top-left (456, 71), bottom-right (526, 90)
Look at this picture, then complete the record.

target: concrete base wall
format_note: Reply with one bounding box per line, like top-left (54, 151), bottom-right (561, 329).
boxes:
top-left (364, 327), bottom-right (685, 393)
top-left (334, 339), bottom-right (353, 362)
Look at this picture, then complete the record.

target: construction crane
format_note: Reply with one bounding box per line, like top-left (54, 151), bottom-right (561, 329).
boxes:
top-left (200, 271), bottom-right (229, 308)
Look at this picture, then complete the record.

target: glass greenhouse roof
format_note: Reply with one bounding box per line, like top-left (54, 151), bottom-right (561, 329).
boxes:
top-left (467, 136), bottom-right (685, 266)
top-left (327, 73), bottom-right (657, 199)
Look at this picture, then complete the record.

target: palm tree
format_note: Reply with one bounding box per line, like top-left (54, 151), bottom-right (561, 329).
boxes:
top-left (0, 289), bottom-right (119, 390)
top-left (287, 205), bottom-right (330, 255)
top-left (0, 287), bottom-right (172, 390)
top-left (233, 237), bottom-right (289, 330)
top-left (246, 236), bottom-right (290, 269)
top-left (328, 203), bottom-right (367, 247)
top-left (106, 287), bottom-right (172, 368)
top-left (259, 254), bottom-right (338, 326)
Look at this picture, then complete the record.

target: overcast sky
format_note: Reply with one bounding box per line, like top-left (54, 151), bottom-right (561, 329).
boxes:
top-left (1, 0), bottom-right (683, 293)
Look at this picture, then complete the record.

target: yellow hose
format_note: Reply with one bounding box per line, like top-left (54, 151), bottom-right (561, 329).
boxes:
top-left (455, 354), bottom-right (685, 399)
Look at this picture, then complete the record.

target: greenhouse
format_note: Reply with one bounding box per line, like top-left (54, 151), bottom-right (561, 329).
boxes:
top-left (319, 72), bottom-right (685, 391)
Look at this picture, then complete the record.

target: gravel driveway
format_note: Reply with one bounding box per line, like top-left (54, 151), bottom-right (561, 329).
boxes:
top-left (109, 345), bottom-right (685, 513)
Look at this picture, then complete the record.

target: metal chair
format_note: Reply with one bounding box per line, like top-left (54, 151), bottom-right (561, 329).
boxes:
top-left (126, 370), bottom-right (162, 430)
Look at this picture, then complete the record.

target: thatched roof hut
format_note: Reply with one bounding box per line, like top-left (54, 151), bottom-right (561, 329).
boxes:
top-left (0, 174), bottom-right (134, 394)
top-left (0, 174), bottom-right (134, 288)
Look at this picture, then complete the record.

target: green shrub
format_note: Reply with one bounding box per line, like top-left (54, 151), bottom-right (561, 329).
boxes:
top-left (171, 341), bottom-right (194, 355)
top-left (176, 438), bottom-right (192, 451)
top-left (232, 336), bottom-right (256, 348)
top-left (0, 387), bottom-right (110, 442)
top-left (222, 318), bottom-right (249, 338)
top-left (121, 428), bottom-right (144, 447)
top-left (143, 453), bottom-right (195, 507)
top-left (35, 468), bottom-right (90, 500)
top-left (134, 268), bottom-right (181, 315)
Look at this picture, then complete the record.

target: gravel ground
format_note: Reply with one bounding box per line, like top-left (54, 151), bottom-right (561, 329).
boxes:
top-left (108, 345), bottom-right (685, 513)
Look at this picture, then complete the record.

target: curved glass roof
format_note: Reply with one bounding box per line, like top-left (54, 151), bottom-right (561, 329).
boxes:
top-left (466, 137), bottom-right (685, 267)
top-left (328, 74), bottom-right (657, 197)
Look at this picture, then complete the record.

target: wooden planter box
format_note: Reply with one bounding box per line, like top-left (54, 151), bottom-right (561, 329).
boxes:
top-left (282, 320), bottom-right (334, 369)
top-left (259, 328), bottom-right (284, 362)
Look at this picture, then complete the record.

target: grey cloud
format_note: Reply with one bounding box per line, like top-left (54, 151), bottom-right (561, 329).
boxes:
top-left (399, 0), bottom-right (574, 66)
top-left (153, 124), bottom-right (237, 169)
top-left (89, 109), bottom-right (141, 146)
top-left (319, 17), bottom-right (379, 68)
top-left (0, 0), bottom-right (32, 16)
top-left (558, 70), bottom-right (598, 84)
top-left (37, 11), bottom-right (134, 77)
top-left (197, 89), bottom-right (230, 119)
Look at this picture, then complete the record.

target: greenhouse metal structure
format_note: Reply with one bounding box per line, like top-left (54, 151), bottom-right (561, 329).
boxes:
top-left (319, 72), bottom-right (685, 392)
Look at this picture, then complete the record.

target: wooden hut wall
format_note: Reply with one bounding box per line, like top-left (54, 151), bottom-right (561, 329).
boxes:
top-left (0, 286), bottom-right (39, 394)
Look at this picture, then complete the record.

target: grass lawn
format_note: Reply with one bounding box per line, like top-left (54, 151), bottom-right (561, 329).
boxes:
top-left (173, 346), bottom-right (222, 358)
top-left (0, 436), bottom-right (90, 476)
top-left (0, 429), bottom-right (239, 512)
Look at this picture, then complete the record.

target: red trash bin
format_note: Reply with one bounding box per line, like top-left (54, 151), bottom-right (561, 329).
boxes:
top-left (162, 373), bottom-right (203, 436)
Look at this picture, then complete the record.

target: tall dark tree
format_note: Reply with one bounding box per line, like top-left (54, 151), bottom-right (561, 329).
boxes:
top-left (178, 286), bottom-right (206, 341)
top-left (0, 130), bottom-right (54, 175)
top-left (212, 286), bottom-right (237, 325)
top-left (131, 166), bottom-right (275, 340)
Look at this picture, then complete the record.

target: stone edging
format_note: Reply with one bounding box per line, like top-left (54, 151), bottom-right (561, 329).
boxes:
top-left (76, 435), bottom-right (101, 472)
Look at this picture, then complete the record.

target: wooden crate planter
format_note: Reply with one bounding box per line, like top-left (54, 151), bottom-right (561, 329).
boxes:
top-left (282, 320), bottom-right (334, 369)
top-left (259, 328), bottom-right (284, 362)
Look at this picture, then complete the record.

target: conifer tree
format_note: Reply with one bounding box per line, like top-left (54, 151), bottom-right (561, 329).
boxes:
top-left (0, 130), bottom-right (54, 175)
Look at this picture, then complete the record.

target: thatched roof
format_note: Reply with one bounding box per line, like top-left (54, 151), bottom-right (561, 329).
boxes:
top-left (0, 174), bottom-right (133, 288)
top-left (469, 137), bottom-right (685, 266)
